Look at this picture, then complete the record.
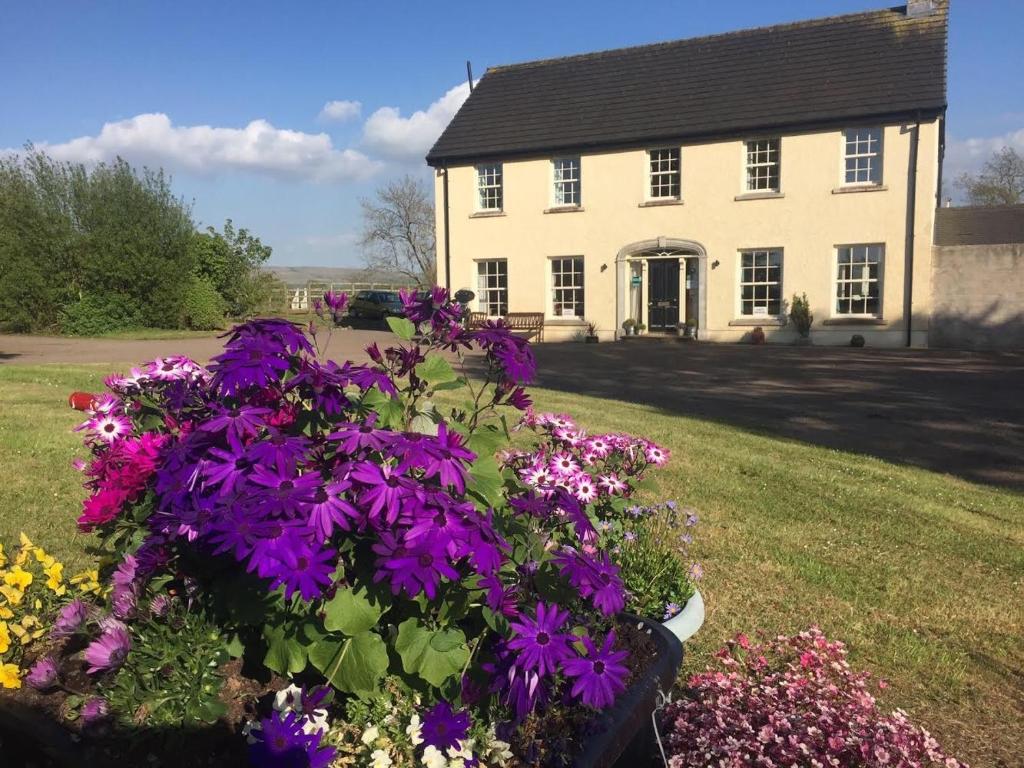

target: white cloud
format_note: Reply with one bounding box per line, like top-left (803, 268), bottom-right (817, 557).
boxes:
top-left (362, 82), bottom-right (472, 160)
top-left (319, 99), bottom-right (362, 123)
top-left (16, 113), bottom-right (380, 183)
top-left (944, 127), bottom-right (1024, 182)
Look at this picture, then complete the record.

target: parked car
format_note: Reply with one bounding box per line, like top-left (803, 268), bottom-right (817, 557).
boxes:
top-left (347, 290), bottom-right (405, 320)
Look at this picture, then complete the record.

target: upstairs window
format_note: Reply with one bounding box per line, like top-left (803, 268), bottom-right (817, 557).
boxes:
top-left (836, 244), bottom-right (883, 316)
top-left (844, 128), bottom-right (883, 185)
top-left (745, 138), bottom-right (780, 192)
top-left (476, 260), bottom-right (508, 316)
top-left (551, 257), bottom-right (584, 318)
top-left (552, 157), bottom-right (581, 207)
top-left (739, 249), bottom-right (783, 316)
top-left (648, 148), bottom-right (680, 199)
top-left (477, 164), bottom-right (503, 210)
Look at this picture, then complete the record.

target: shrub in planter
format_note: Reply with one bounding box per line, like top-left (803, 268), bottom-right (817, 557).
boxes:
top-left (28, 288), bottom-right (679, 765)
top-left (788, 293), bottom-right (814, 339)
top-left (660, 628), bottom-right (966, 768)
top-left (851, 333), bottom-right (866, 348)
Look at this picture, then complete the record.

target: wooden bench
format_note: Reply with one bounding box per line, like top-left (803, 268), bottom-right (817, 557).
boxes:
top-left (467, 311), bottom-right (545, 342)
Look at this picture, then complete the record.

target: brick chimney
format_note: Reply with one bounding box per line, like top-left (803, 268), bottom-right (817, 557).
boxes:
top-left (906, 0), bottom-right (940, 18)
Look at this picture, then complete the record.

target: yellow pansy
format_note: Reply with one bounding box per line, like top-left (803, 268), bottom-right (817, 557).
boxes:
top-left (34, 548), bottom-right (56, 569)
top-left (11, 615), bottom-right (45, 645)
top-left (44, 562), bottom-right (65, 594)
top-left (70, 569), bottom-right (102, 596)
top-left (4, 566), bottom-right (32, 591)
top-left (0, 543), bottom-right (7, 569)
top-left (0, 585), bottom-right (24, 606)
top-left (0, 662), bottom-right (22, 689)
top-left (0, 605), bottom-right (12, 620)
top-left (0, 621), bottom-right (10, 654)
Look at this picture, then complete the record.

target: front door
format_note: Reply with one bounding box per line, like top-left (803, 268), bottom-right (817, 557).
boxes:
top-left (647, 259), bottom-right (680, 331)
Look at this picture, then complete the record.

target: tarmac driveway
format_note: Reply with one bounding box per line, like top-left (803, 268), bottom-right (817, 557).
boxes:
top-left (530, 341), bottom-right (1024, 490)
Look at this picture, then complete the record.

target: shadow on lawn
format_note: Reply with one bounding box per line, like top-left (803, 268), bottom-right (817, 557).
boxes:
top-left (492, 341), bottom-right (1024, 491)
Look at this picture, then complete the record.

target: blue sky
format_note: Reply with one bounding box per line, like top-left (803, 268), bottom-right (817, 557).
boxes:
top-left (3, 1), bottom-right (1021, 267)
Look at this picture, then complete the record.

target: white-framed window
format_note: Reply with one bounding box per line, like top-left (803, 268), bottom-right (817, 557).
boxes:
top-left (648, 148), bottom-right (680, 199)
top-left (552, 157), bottom-right (581, 207)
top-left (745, 138), bottom-right (780, 192)
top-left (476, 164), bottom-right (503, 210)
top-left (739, 249), bottom-right (783, 316)
top-left (835, 244), bottom-right (883, 316)
top-left (550, 257), bottom-right (584, 318)
top-left (476, 260), bottom-right (508, 316)
top-left (843, 128), bottom-right (883, 185)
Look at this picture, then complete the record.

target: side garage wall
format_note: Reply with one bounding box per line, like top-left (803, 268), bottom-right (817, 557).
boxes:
top-left (930, 243), bottom-right (1024, 348)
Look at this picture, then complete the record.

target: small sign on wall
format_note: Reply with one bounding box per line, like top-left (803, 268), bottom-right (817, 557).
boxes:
top-left (753, 306), bottom-right (768, 316)
top-left (631, 275), bottom-right (642, 286)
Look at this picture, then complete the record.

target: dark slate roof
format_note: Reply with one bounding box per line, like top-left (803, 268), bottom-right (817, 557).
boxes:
top-left (935, 206), bottom-right (1024, 246)
top-left (427, 2), bottom-right (948, 165)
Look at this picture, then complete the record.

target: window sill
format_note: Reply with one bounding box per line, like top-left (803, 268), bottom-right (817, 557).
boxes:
top-left (638, 199), bottom-right (684, 208)
top-left (469, 211), bottom-right (506, 219)
top-left (728, 317), bottom-right (787, 327)
top-left (822, 317), bottom-right (886, 326)
top-left (543, 206), bottom-right (584, 214)
top-left (832, 184), bottom-right (888, 195)
top-left (547, 318), bottom-right (587, 326)
top-left (734, 191), bottom-right (785, 201)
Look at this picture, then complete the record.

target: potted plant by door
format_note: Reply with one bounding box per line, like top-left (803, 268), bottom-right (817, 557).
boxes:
top-left (621, 318), bottom-right (635, 337)
top-left (679, 319), bottom-right (697, 341)
top-left (635, 322), bottom-right (646, 336)
top-left (585, 321), bottom-right (600, 343)
top-left (789, 293), bottom-right (814, 345)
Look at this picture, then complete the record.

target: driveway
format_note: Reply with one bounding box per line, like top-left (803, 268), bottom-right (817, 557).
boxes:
top-left (530, 341), bottom-right (1024, 490)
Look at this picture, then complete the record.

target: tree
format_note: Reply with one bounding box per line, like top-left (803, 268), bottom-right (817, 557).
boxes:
top-left (359, 175), bottom-right (436, 285)
top-left (956, 147), bottom-right (1024, 206)
top-left (189, 219), bottom-right (278, 318)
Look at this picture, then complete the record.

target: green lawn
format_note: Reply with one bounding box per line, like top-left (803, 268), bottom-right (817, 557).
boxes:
top-left (1, 363), bottom-right (1021, 765)
top-left (83, 328), bottom-right (223, 340)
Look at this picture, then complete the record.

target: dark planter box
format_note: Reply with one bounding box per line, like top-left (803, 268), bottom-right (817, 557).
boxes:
top-left (574, 615), bottom-right (683, 768)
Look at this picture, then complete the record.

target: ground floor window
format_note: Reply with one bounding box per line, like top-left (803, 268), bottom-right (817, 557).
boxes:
top-left (739, 249), bottom-right (783, 316)
top-left (550, 257), bottom-right (584, 318)
top-left (476, 260), bottom-right (508, 316)
top-left (836, 244), bottom-right (883, 316)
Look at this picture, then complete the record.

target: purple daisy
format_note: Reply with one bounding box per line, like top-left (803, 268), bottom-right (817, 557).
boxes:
top-left (248, 465), bottom-right (321, 518)
top-left (83, 624), bottom-right (132, 675)
top-left (200, 404), bottom-right (271, 441)
top-left (350, 461), bottom-right (416, 526)
top-left (249, 709), bottom-right (336, 768)
top-left (421, 423), bottom-right (475, 493)
top-left (25, 656), bottom-right (60, 690)
top-left (306, 479), bottom-right (359, 541)
top-left (263, 533), bottom-right (337, 601)
top-left (507, 602), bottom-right (575, 676)
top-left (81, 697), bottom-right (110, 725)
top-left (562, 631), bottom-right (630, 709)
top-left (372, 532), bottom-right (459, 600)
top-left (328, 419), bottom-right (394, 455)
top-left (51, 599), bottom-right (90, 638)
top-left (421, 701), bottom-right (470, 751)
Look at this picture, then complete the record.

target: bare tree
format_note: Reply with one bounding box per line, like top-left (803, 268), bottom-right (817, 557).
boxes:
top-left (359, 175), bottom-right (436, 285)
top-left (956, 147), bottom-right (1024, 206)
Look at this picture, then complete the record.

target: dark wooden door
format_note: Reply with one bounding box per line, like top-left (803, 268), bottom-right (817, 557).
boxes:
top-left (647, 259), bottom-right (680, 331)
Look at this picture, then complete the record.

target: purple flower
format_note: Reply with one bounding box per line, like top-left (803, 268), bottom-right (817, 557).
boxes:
top-left (372, 532), bottom-right (459, 600)
top-left (421, 423), bottom-right (475, 493)
top-left (421, 701), bottom-right (470, 751)
top-left (249, 709), bottom-right (336, 768)
top-left (553, 547), bottom-right (626, 616)
top-left (248, 465), bottom-right (321, 518)
top-left (563, 631), bottom-right (629, 709)
top-left (211, 319), bottom-right (312, 395)
top-left (329, 418), bottom-right (394, 455)
top-left (51, 599), bottom-right (90, 638)
top-left (83, 623), bottom-right (132, 674)
top-left (149, 594), bottom-right (173, 617)
top-left (81, 697), bottom-right (109, 725)
top-left (507, 602), bottom-right (575, 676)
top-left (351, 461), bottom-right (416, 526)
top-left (25, 656), bottom-right (59, 690)
top-left (200, 405), bottom-right (271, 441)
top-left (261, 532), bottom-right (337, 601)
top-left (307, 479), bottom-right (359, 541)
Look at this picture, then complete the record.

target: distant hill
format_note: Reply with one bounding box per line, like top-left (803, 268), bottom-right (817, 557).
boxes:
top-left (267, 266), bottom-right (414, 287)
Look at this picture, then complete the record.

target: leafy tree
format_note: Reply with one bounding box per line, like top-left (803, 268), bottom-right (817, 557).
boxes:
top-left (189, 220), bottom-right (279, 318)
top-left (956, 147), bottom-right (1024, 206)
top-left (360, 175), bottom-right (436, 285)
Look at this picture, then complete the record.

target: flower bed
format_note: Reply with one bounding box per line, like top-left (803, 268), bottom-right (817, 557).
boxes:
top-left (0, 289), bottom-right (695, 767)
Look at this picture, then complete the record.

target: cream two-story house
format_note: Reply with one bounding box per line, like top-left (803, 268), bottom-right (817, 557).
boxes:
top-left (427, 1), bottom-right (948, 345)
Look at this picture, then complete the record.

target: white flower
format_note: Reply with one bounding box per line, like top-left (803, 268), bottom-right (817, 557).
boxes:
top-left (447, 739), bottom-right (474, 761)
top-left (273, 683), bottom-right (303, 713)
top-left (370, 748), bottom-right (393, 768)
top-left (421, 745), bottom-right (448, 768)
top-left (406, 713), bottom-right (424, 745)
top-left (361, 724), bottom-right (381, 745)
top-left (303, 709), bottom-right (329, 735)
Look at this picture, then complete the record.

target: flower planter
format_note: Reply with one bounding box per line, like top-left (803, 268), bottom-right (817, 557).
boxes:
top-left (574, 615), bottom-right (683, 768)
top-left (662, 589), bottom-right (705, 644)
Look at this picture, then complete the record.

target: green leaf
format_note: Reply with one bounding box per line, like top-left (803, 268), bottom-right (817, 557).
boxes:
top-left (309, 631), bottom-right (388, 697)
top-left (467, 455), bottom-right (504, 507)
top-left (225, 633), bottom-right (245, 659)
top-left (395, 618), bottom-right (469, 688)
top-left (323, 586), bottom-right (383, 636)
top-left (386, 315), bottom-right (416, 340)
top-left (262, 625), bottom-right (308, 675)
top-left (415, 355), bottom-right (457, 386)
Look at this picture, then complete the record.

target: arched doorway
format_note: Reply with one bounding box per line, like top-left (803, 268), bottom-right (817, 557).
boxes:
top-left (615, 238), bottom-right (708, 336)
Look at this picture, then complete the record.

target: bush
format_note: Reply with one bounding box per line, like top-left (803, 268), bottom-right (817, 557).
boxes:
top-left (181, 277), bottom-right (225, 330)
top-left (61, 293), bottom-right (144, 336)
top-left (661, 628), bottom-right (965, 768)
top-left (789, 292), bottom-right (814, 337)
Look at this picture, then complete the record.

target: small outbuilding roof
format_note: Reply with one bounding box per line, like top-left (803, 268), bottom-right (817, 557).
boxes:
top-left (934, 205), bottom-right (1024, 246)
top-left (427, 2), bottom-right (948, 165)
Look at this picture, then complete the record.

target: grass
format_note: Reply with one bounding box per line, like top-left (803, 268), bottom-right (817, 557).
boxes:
top-left (78, 328), bottom-right (222, 340)
top-left (0, 363), bottom-right (1021, 765)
